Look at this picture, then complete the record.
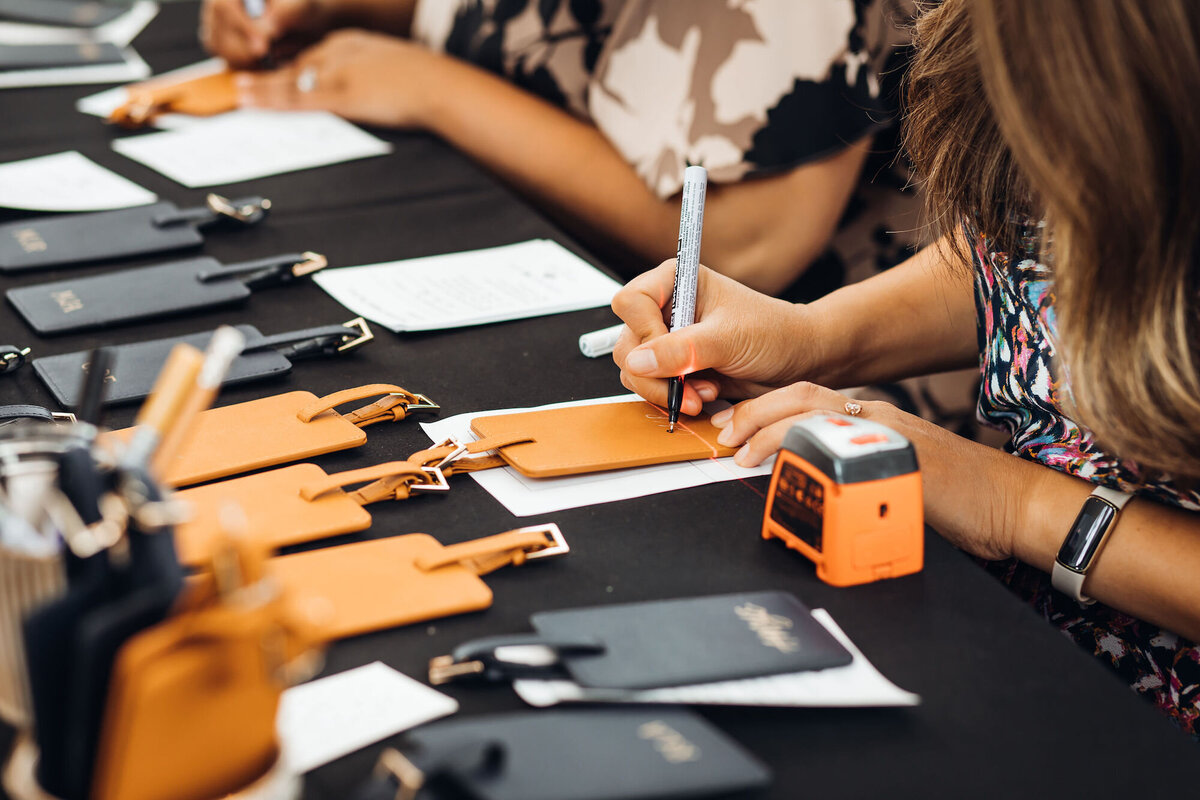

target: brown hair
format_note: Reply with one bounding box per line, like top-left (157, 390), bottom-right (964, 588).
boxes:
top-left (905, 0), bottom-right (1200, 478)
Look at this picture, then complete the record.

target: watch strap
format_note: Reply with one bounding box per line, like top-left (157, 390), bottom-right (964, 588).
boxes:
top-left (1052, 485), bottom-right (1133, 605)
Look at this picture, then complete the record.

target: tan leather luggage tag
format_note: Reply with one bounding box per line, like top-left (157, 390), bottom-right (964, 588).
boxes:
top-left (108, 68), bottom-right (239, 128)
top-left (91, 534), bottom-right (322, 800)
top-left (271, 524), bottom-right (569, 641)
top-left (101, 383), bottom-right (438, 488)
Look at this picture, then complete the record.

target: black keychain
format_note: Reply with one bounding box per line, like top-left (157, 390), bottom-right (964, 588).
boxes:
top-left (0, 343), bottom-right (30, 374)
top-left (0, 193), bottom-right (270, 273)
top-left (352, 708), bottom-right (771, 800)
top-left (430, 591), bottom-right (853, 691)
top-left (9, 251), bottom-right (328, 335)
top-left (0, 0), bottom-right (129, 27)
top-left (33, 318), bottom-right (374, 408)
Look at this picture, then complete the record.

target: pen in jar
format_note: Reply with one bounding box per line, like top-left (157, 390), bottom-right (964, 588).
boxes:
top-left (666, 165), bottom-right (707, 433)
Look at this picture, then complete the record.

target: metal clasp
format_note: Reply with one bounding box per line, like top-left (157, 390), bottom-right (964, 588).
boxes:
top-left (291, 251), bottom-right (328, 277)
top-left (376, 749), bottom-right (425, 800)
top-left (206, 193), bottom-right (272, 224)
top-left (336, 317), bottom-right (374, 352)
top-left (409, 466), bottom-right (450, 494)
top-left (519, 523), bottom-right (570, 560)
top-left (403, 393), bottom-right (440, 414)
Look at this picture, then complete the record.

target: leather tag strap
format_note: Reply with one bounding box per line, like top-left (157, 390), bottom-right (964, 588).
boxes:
top-left (296, 384), bottom-right (437, 429)
top-left (415, 527), bottom-right (566, 576)
top-left (299, 462), bottom-right (427, 503)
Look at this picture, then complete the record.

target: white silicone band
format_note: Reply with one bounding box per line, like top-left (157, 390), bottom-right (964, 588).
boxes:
top-left (1051, 485), bottom-right (1133, 605)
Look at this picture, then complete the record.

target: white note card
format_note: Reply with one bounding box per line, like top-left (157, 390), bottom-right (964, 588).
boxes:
top-left (315, 240), bottom-right (623, 332)
top-left (278, 662), bottom-right (458, 774)
top-left (0, 151), bottom-right (155, 211)
top-left (513, 609), bottom-right (921, 708)
top-left (112, 109), bottom-right (392, 187)
top-left (418, 394), bottom-right (774, 517)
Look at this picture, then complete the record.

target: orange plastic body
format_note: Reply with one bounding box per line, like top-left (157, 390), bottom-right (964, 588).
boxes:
top-left (762, 450), bottom-right (923, 587)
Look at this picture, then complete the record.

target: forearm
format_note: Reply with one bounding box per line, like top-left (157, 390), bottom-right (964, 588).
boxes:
top-left (419, 52), bottom-right (865, 294)
top-left (1013, 467), bottom-right (1200, 642)
top-left (802, 240), bottom-right (980, 388)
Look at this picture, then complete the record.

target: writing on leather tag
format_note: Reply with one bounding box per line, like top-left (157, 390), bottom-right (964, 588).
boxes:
top-left (13, 228), bottom-right (46, 253)
top-left (52, 290), bottom-right (82, 314)
top-left (734, 602), bottom-right (800, 653)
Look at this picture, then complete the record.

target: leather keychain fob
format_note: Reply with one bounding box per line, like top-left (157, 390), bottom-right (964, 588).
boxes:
top-left (0, 0), bottom-right (130, 27)
top-left (9, 252), bottom-right (327, 335)
top-left (101, 383), bottom-right (438, 488)
top-left (0, 193), bottom-right (270, 272)
top-left (358, 708), bottom-right (771, 800)
top-left (33, 318), bottom-right (374, 407)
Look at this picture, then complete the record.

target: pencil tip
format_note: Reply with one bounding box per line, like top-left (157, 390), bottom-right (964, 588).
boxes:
top-left (668, 422), bottom-right (675, 433)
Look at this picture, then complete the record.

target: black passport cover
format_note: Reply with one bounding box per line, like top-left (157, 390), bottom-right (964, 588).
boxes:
top-left (33, 325), bottom-right (291, 407)
top-left (8, 257), bottom-right (252, 335)
top-left (0, 42), bottom-right (124, 71)
top-left (408, 708), bottom-right (771, 800)
top-left (0, 201), bottom-right (204, 272)
top-left (531, 591), bottom-right (853, 690)
top-left (0, 0), bottom-right (128, 28)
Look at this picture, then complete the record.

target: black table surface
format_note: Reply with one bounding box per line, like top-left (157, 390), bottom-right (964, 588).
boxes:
top-left (0, 4), bottom-right (1196, 798)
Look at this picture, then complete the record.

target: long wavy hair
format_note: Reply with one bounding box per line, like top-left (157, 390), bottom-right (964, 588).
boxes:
top-left (905, 0), bottom-right (1200, 478)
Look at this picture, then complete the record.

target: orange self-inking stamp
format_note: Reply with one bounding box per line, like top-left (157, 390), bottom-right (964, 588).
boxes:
top-left (762, 412), bottom-right (923, 586)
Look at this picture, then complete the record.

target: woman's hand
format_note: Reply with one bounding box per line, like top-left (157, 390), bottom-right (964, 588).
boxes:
top-left (611, 261), bottom-right (817, 416)
top-left (712, 383), bottom-right (1022, 562)
top-left (235, 30), bottom-right (440, 128)
top-left (201, 0), bottom-right (336, 68)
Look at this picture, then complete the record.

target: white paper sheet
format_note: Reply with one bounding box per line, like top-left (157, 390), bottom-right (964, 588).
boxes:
top-left (513, 609), bottom-right (920, 708)
top-left (112, 109), bottom-right (393, 187)
top-left (76, 57), bottom-right (224, 130)
top-left (277, 662), bottom-right (458, 774)
top-left (314, 240), bottom-right (624, 332)
top-left (418, 394), bottom-right (774, 517)
top-left (0, 151), bottom-right (154, 211)
top-left (0, 1), bottom-right (158, 47)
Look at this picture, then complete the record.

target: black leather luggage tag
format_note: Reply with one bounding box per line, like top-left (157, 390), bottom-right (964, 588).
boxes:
top-left (0, 41), bottom-right (124, 71)
top-left (8, 252), bottom-right (327, 335)
top-left (33, 318), bottom-right (373, 407)
top-left (433, 591), bottom-right (852, 691)
top-left (0, 194), bottom-right (269, 273)
top-left (369, 708), bottom-right (770, 800)
top-left (0, 0), bottom-right (128, 27)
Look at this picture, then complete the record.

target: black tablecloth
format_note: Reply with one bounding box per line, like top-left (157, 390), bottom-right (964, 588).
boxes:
top-left (0, 4), bottom-right (1195, 798)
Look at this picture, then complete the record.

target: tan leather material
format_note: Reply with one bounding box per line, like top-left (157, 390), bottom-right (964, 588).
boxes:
top-left (469, 400), bottom-right (738, 477)
top-left (109, 69), bottom-right (239, 128)
top-left (174, 464), bottom-right (372, 567)
top-left (295, 383), bottom-right (425, 426)
top-left (90, 536), bottom-right (320, 800)
top-left (271, 534), bottom-right (497, 640)
top-left (298, 461), bottom-right (427, 503)
top-left (102, 390), bottom-right (368, 487)
top-left (414, 528), bottom-right (558, 576)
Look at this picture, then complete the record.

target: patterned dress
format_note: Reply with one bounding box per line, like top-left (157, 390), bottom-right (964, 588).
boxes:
top-left (971, 222), bottom-right (1200, 739)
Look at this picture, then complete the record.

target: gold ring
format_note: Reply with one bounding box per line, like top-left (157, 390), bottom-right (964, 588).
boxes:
top-left (844, 402), bottom-right (862, 417)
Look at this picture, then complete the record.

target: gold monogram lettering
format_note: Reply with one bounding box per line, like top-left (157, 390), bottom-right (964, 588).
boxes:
top-left (52, 290), bottom-right (83, 314)
top-left (637, 721), bottom-right (700, 763)
top-left (81, 361), bottom-right (116, 384)
top-left (13, 228), bottom-right (46, 254)
top-left (733, 602), bottom-right (800, 653)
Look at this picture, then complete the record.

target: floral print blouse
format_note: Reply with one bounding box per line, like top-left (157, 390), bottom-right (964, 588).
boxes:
top-left (971, 222), bottom-right (1199, 739)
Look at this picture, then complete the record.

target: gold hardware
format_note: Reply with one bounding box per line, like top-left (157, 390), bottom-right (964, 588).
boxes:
top-left (291, 251), bottom-right (328, 277)
top-left (409, 466), bottom-right (450, 494)
top-left (376, 748), bottom-right (425, 800)
top-left (336, 317), bottom-right (374, 352)
top-left (428, 655), bottom-right (485, 686)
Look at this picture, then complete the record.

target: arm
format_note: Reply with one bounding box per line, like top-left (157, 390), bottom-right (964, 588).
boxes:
top-left (718, 393), bottom-right (1200, 642)
top-left (610, 240), bottom-right (979, 416)
top-left (234, 33), bottom-right (869, 294)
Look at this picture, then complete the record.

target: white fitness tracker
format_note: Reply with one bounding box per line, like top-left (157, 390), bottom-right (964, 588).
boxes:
top-left (1052, 485), bottom-right (1133, 605)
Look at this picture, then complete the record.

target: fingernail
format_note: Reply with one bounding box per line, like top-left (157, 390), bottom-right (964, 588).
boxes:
top-left (717, 427), bottom-right (738, 446)
top-left (710, 408), bottom-right (732, 427)
top-left (625, 349), bottom-right (657, 374)
top-left (697, 385), bottom-right (718, 403)
top-left (235, 74), bottom-right (253, 89)
top-left (237, 92), bottom-right (256, 107)
top-left (734, 444), bottom-right (752, 466)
